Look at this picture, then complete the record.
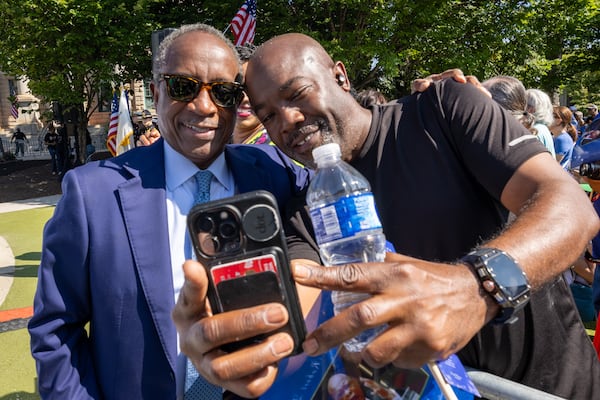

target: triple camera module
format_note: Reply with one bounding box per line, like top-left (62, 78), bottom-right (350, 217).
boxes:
top-left (193, 203), bottom-right (279, 257)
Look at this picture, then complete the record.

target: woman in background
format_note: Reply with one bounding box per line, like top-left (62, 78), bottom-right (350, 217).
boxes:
top-left (526, 88), bottom-right (556, 158)
top-left (550, 105), bottom-right (577, 164)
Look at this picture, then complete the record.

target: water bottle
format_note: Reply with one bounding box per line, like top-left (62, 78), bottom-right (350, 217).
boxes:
top-left (306, 143), bottom-right (387, 352)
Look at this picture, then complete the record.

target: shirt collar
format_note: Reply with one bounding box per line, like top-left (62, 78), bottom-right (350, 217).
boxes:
top-left (164, 141), bottom-right (233, 192)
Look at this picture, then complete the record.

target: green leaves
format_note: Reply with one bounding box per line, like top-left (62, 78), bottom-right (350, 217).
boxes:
top-left (0, 0), bottom-right (597, 116)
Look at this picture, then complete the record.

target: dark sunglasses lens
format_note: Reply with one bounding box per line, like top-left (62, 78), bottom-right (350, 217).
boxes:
top-left (166, 77), bottom-right (198, 102)
top-left (211, 83), bottom-right (242, 107)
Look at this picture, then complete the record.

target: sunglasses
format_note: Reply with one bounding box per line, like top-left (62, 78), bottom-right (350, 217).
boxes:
top-left (161, 74), bottom-right (243, 108)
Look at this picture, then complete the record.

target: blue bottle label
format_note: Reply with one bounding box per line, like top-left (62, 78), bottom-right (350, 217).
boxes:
top-left (309, 193), bottom-right (382, 245)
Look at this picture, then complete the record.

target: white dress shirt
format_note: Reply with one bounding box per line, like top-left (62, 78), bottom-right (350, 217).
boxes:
top-left (163, 142), bottom-right (236, 398)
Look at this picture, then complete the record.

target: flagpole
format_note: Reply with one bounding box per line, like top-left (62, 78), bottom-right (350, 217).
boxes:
top-left (223, 24), bottom-right (231, 35)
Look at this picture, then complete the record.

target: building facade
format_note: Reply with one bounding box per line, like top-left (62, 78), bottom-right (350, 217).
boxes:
top-left (0, 72), bottom-right (154, 157)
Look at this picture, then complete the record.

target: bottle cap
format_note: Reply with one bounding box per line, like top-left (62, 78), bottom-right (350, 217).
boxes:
top-left (312, 143), bottom-right (341, 163)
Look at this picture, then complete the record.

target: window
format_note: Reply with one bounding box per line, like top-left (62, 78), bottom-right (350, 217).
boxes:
top-left (8, 80), bottom-right (19, 97)
top-left (143, 80), bottom-right (154, 110)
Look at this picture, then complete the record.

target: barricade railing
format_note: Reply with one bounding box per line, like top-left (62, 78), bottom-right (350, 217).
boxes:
top-left (466, 368), bottom-right (567, 400)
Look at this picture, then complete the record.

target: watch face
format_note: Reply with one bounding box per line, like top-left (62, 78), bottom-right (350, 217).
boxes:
top-left (487, 254), bottom-right (529, 301)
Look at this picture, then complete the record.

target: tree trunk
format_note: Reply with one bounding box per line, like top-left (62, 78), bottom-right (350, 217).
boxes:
top-left (76, 104), bottom-right (88, 165)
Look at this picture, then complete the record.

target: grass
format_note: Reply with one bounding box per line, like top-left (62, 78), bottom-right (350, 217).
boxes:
top-left (0, 206), bottom-right (54, 399)
top-left (0, 205), bottom-right (598, 399)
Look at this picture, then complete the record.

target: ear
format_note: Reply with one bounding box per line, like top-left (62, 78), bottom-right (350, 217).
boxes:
top-left (333, 61), bottom-right (350, 91)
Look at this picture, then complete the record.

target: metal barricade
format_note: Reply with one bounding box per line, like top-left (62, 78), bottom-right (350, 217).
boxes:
top-left (466, 368), bottom-right (567, 400)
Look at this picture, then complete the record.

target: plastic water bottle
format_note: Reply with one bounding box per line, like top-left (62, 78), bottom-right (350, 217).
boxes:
top-left (306, 143), bottom-right (387, 352)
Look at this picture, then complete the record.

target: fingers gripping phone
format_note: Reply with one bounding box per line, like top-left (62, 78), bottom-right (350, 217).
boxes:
top-left (187, 190), bottom-right (306, 354)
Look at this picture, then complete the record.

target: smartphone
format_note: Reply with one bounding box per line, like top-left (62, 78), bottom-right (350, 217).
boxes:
top-left (187, 190), bottom-right (306, 354)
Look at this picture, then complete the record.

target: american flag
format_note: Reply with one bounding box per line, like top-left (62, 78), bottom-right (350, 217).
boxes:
top-left (106, 90), bottom-right (119, 156)
top-left (231, 0), bottom-right (256, 46)
top-left (9, 86), bottom-right (18, 119)
top-left (10, 101), bottom-right (18, 120)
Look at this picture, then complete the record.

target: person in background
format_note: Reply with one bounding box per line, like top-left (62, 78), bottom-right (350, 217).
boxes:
top-left (481, 75), bottom-right (539, 134)
top-left (10, 127), bottom-right (28, 158)
top-left (550, 105), bottom-right (577, 164)
top-left (173, 32), bottom-right (600, 399)
top-left (85, 128), bottom-right (96, 159)
top-left (569, 106), bottom-right (580, 131)
top-left (575, 110), bottom-right (586, 135)
top-left (355, 88), bottom-right (387, 108)
top-left (481, 75), bottom-right (526, 111)
top-left (231, 43), bottom-right (271, 145)
top-left (135, 109), bottom-right (161, 147)
top-left (526, 88), bottom-right (556, 157)
top-left (568, 133), bottom-right (600, 347)
top-left (55, 122), bottom-right (71, 178)
top-left (28, 23), bottom-right (316, 399)
top-left (43, 122), bottom-right (59, 174)
top-left (587, 103), bottom-right (600, 133)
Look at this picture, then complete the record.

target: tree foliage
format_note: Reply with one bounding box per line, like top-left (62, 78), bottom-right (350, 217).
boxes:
top-left (0, 0), bottom-right (156, 162)
top-left (0, 0), bottom-right (597, 161)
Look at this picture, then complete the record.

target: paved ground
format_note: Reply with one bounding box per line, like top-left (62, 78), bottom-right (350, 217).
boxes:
top-left (0, 194), bottom-right (56, 398)
top-left (0, 192), bottom-right (61, 333)
top-left (0, 157), bottom-right (61, 333)
top-left (0, 158), bottom-right (62, 203)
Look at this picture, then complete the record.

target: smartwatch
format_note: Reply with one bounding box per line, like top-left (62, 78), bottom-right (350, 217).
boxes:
top-left (461, 248), bottom-right (531, 324)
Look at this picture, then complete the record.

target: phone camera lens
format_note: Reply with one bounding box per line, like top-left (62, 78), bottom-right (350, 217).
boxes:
top-left (209, 236), bottom-right (220, 252)
top-left (197, 216), bottom-right (215, 233)
top-left (219, 221), bottom-right (238, 238)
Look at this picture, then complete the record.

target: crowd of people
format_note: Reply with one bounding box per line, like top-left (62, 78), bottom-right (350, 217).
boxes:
top-left (27, 22), bottom-right (600, 400)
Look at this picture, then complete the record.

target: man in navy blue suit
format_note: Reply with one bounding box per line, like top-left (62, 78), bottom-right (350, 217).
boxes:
top-left (28, 23), bottom-right (318, 399)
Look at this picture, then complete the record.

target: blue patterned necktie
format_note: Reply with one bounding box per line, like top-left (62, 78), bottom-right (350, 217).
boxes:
top-left (185, 357), bottom-right (221, 399)
top-left (185, 169), bottom-right (221, 399)
top-left (193, 169), bottom-right (212, 205)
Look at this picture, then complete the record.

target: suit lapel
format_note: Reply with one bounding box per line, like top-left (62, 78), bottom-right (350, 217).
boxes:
top-left (118, 144), bottom-right (178, 373)
top-left (226, 146), bottom-right (272, 193)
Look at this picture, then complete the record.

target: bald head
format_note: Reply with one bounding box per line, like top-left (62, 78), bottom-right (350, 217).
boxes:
top-left (246, 33), bottom-right (339, 103)
top-left (244, 33), bottom-right (372, 168)
top-left (252, 33), bottom-right (335, 71)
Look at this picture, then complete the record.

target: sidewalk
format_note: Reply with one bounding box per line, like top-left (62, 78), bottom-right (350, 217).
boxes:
top-left (0, 194), bottom-right (61, 214)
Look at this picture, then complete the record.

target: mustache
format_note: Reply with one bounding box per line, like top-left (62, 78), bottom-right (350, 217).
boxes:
top-left (287, 119), bottom-right (330, 147)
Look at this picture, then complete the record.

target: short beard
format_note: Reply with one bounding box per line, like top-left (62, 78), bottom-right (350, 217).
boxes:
top-left (317, 118), bottom-right (336, 146)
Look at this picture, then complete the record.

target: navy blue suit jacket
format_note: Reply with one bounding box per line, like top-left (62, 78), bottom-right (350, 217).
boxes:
top-left (29, 139), bottom-right (313, 399)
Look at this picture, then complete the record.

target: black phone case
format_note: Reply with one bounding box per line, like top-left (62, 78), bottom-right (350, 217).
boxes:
top-left (187, 190), bottom-right (306, 354)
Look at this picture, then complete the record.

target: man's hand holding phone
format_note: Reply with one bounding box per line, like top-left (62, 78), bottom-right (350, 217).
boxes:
top-left (172, 258), bottom-right (296, 399)
top-left (173, 190), bottom-right (308, 398)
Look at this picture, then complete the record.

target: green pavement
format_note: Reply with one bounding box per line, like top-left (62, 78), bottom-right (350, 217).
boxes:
top-left (0, 206), bottom-right (55, 399)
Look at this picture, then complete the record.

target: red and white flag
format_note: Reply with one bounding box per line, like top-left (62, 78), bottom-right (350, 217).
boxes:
top-left (231, 0), bottom-right (256, 46)
top-left (9, 87), bottom-right (18, 119)
top-left (106, 90), bottom-right (119, 156)
top-left (10, 101), bottom-right (18, 120)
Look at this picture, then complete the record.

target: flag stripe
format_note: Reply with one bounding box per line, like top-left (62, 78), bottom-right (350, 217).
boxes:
top-left (234, 19), bottom-right (255, 46)
top-left (231, 0), bottom-right (256, 46)
top-left (106, 91), bottom-right (119, 156)
top-left (9, 86), bottom-right (19, 119)
top-left (10, 102), bottom-right (18, 119)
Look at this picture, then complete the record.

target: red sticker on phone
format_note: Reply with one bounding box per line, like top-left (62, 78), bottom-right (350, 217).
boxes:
top-left (211, 254), bottom-right (278, 286)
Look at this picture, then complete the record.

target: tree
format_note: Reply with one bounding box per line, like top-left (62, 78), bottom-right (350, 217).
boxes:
top-left (0, 0), bottom-right (597, 161)
top-left (226, 0), bottom-right (597, 101)
top-left (0, 0), bottom-right (153, 164)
